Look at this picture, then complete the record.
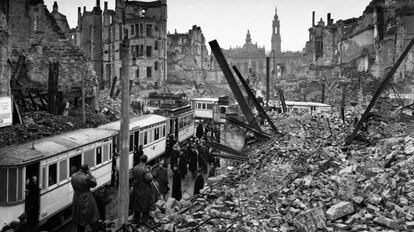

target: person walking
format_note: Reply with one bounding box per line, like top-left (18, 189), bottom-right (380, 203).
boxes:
top-left (178, 149), bottom-right (188, 179)
top-left (130, 155), bottom-right (154, 225)
top-left (171, 165), bottom-right (182, 201)
top-left (193, 170), bottom-right (205, 195)
top-left (134, 145), bottom-right (144, 167)
top-left (71, 164), bottom-right (100, 232)
top-left (26, 176), bottom-right (40, 230)
top-left (153, 159), bottom-right (169, 200)
top-left (188, 146), bottom-right (198, 179)
top-left (170, 143), bottom-right (180, 171)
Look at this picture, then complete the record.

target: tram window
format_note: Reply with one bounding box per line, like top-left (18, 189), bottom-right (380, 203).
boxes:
top-left (149, 130), bottom-right (154, 143)
top-left (155, 127), bottom-right (159, 140)
top-left (0, 168), bottom-right (7, 202)
top-left (207, 104), bottom-right (213, 109)
top-left (59, 159), bottom-right (68, 182)
top-left (140, 132), bottom-right (144, 145)
top-left (8, 168), bottom-right (17, 202)
top-left (48, 163), bottom-right (57, 187)
top-left (109, 143), bottom-right (112, 159)
top-left (96, 147), bottom-right (102, 165)
top-left (202, 103), bottom-right (206, 109)
top-left (162, 125), bottom-right (165, 137)
top-left (41, 167), bottom-right (46, 190)
top-left (144, 131), bottom-right (148, 145)
top-left (18, 167), bottom-right (23, 200)
top-left (129, 134), bottom-right (134, 152)
top-left (84, 149), bottom-right (95, 167)
top-left (103, 144), bottom-right (109, 162)
top-left (70, 154), bottom-right (82, 176)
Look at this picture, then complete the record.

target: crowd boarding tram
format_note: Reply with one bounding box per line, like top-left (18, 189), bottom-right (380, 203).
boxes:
top-left (154, 103), bottom-right (195, 143)
top-left (0, 128), bottom-right (117, 229)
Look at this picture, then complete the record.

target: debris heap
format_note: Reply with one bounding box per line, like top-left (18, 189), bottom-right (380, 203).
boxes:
top-left (151, 111), bottom-right (414, 232)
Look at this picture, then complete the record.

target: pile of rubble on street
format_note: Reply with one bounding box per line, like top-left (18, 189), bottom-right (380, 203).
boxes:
top-left (0, 111), bottom-right (110, 148)
top-left (145, 109), bottom-right (414, 232)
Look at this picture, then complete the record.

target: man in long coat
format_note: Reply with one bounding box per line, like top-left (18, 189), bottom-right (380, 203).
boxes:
top-left (130, 155), bottom-right (154, 224)
top-left (171, 165), bottom-right (182, 201)
top-left (188, 146), bottom-right (198, 179)
top-left (153, 159), bottom-right (169, 199)
top-left (71, 164), bottom-right (99, 232)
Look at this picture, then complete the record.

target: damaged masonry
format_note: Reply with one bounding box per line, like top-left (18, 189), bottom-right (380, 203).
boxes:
top-left (1, 0), bottom-right (414, 232)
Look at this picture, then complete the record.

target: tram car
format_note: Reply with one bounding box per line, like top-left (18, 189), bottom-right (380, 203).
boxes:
top-left (98, 114), bottom-right (169, 168)
top-left (154, 103), bottom-right (195, 143)
top-left (144, 92), bottom-right (189, 113)
top-left (0, 128), bottom-right (117, 229)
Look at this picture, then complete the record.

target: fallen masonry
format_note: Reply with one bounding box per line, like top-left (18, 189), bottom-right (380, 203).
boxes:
top-left (102, 108), bottom-right (414, 232)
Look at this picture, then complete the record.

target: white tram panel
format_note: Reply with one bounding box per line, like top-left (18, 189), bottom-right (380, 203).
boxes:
top-left (191, 98), bottom-right (219, 120)
top-left (0, 128), bottom-right (117, 229)
top-left (98, 114), bottom-right (169, 165)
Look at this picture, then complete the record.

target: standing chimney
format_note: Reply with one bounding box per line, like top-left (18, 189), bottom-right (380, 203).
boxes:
top-left (83, 6), bottom-right (86, 12)
top-left (96, 0), bottom-right (100, 8)
top-left (312, 11), bottom-right (315, 27)
top-left (327, 13), bottom-right (331, 25)
top-left (104, 1), bottom-right (108, 10)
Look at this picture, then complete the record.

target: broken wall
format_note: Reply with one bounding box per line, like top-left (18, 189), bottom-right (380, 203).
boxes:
top-left (0, 8), bottom-right (9, 97)
top-left (8, 0), bottom-right (98, 99)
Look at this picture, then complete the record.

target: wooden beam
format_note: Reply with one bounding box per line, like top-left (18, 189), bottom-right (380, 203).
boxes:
top-left (209, 40), bottom-right (262, 132)
top-left (233, 66), bottom-right (279, 133)
top-left (345, 36), bottom-right (414, 145)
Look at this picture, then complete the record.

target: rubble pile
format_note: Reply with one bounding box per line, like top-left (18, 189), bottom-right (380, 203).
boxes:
top-left (0, 111), bottom-right (110, 148)
top-left (152, 112), bottom-right (414, 232)
top-left (99, 92), bottom-right (139, 120)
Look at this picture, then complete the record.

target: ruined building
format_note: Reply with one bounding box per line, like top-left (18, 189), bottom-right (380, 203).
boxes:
top-left (74, 0), bottom-right (168, 90)
top-left (167, 25), bottom-right (209, 83)
top-left (0, 1), bottom-right (9, 99)
top-left (306, 0), bottom-right (414, 105)
top-left (4, 0), bottom-right (98, 110)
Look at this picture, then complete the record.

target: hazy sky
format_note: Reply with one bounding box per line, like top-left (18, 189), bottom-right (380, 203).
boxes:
top-left (44, 0), bottom-right (371, 52)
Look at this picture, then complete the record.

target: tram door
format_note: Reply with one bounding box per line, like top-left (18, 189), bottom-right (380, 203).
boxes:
top-left (174, 118), bottom-right (179, 141)
top-left (25, 162), bottom-right (40, 226)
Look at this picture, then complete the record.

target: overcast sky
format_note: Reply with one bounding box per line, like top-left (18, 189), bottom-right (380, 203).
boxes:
top-left (44, 0), bottom-right (371, 52)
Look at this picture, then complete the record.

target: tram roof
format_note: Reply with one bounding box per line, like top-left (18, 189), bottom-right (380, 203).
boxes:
top-left (0, 128), bottom-right (118, 166)
top-left (191, 97), bottom-right (219, 102)
top-left (98, 114), bottom-right (168, 131)
top-left (285, 101), bottom-right (331, 107)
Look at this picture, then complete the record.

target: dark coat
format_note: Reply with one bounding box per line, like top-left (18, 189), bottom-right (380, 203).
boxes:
top-left (196, 124), bottom-right (204, 139)
top-left (170, 149), bottom-right (179, 169)
top-left (188, 148), bottom-right (198, 172)
top-left (193, 174), bottom-right (205, 195)
top-left (71, 171), bottom-right (100, 226)
top-left (26, 181), bottom-right (40, 227)
top-left (130, 163), bottom-right (154, 212)
top-left (153, 165), bottom-right (169, 195)
top-left (178, 152), bottom-right (188, 177)
top-left (171, 169), bottom-right (182, 201)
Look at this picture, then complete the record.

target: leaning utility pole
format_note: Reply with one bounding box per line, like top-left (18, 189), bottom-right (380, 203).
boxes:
top-left (118, 36), bottom-right (130, 227)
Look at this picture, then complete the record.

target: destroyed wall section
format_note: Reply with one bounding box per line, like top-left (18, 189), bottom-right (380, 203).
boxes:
top-left (7, 0), bottom-right (98, 99)
top-left (0, 4), bottom-right (10, 97)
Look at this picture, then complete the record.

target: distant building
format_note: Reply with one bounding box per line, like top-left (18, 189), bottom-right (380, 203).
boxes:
top-left (74, 0), bottom-right (168, 90)
top-left (167, 25), bottom-right (209, 83)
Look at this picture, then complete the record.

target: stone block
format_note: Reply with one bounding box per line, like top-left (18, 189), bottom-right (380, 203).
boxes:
top-left (326, 201), bottom-right (355, 221)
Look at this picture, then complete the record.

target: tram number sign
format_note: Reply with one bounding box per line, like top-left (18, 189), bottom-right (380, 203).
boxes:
top-left (0, 96), bottom-right (12, 128)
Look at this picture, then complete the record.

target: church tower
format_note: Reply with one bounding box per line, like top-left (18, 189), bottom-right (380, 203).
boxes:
top-left (271, 7), bottom-right (281, 54)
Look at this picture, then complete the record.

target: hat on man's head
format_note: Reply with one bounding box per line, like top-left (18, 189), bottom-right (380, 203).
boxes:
top-left (81, 164), bottom-right (89, 172)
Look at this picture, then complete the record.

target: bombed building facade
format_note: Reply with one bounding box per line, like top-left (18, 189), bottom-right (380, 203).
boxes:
top-left (304, 0), bottom-right (414, 105)
top-left (167, 25), bottom-right (209, 83)
top-left (74, 0), bottom-right (168, 90)
top-left (2, 0), bottom-right (99, 113)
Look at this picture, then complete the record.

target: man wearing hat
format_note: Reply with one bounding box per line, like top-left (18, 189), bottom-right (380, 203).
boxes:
top-left (71, 164), bottom-right (100, 232)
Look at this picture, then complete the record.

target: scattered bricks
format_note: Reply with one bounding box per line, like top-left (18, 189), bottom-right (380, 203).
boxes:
top-left (407, 221), bottom-right (414, 230)
top-left (294, 208), bottom-right (326, 232)
top-left (326, 201), bottom-right (355, 221)
top-left (352, 196), bottom-right (364, 204)
top-left (335, 223), bottom-right (351, 230)
top-left (351, 224), bottom-right (368, 231)
top-left (366, 204), bottom-right (380, 213)
top-left (399, 197), bottom-right (409, 206)
top-left (373, 216), bottom-right (400, 230)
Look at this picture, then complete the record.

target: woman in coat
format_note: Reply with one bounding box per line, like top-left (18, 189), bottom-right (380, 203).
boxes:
top-left (171, 165), bottom-right (182, 201)
top-left (178, 150), bottom-right (188, 179)
top-left (71, 164), bottom-right (99, 232)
